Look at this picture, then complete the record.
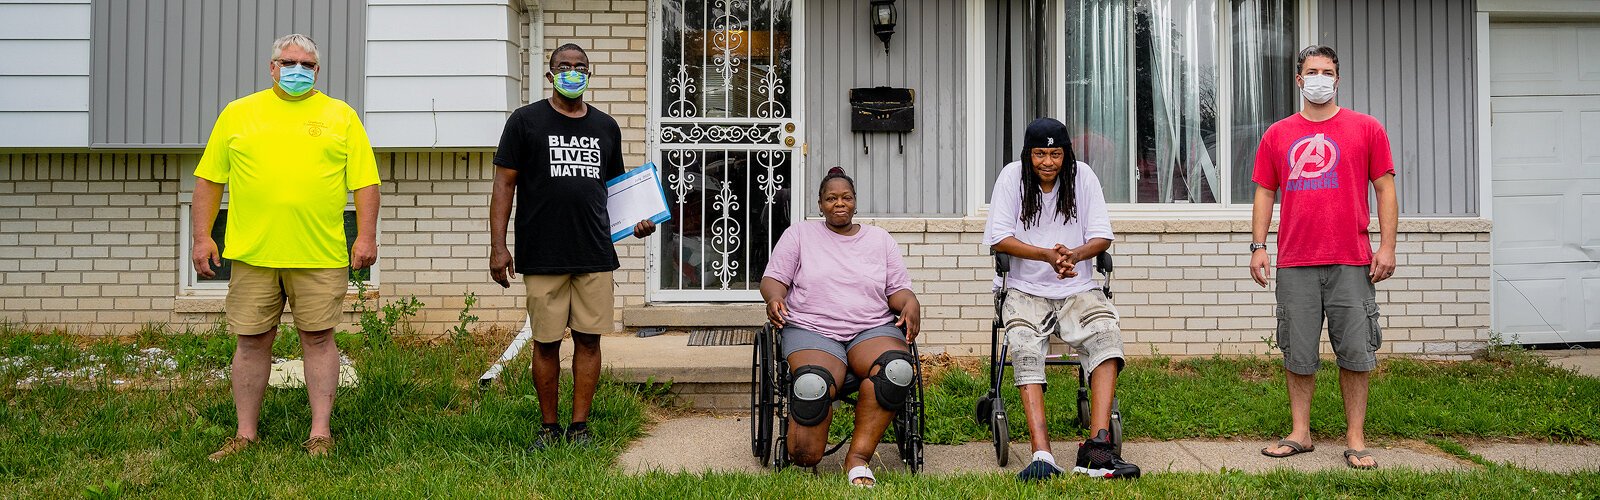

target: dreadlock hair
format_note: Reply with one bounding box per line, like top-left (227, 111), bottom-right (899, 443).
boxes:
top-left (1018, 146), bottom-right (1079, 230)
top-left (818, 166), bottom-right (855, 198)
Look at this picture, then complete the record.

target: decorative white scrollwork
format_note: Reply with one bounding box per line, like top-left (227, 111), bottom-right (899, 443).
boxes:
top-left (756, 150), bottom-right (786, 205)
top-left (709, 180), bottom-right (743, 290)
top-left (666, 65), bottom-right (698, 118)
top-left (755, 68), bottom-right (787, 118)
top-left (658, 123), bottom-right (783, 145)
top-left (710, 1), bottom-right (745, 80)
top-left (665, 149), bottom-right (697, 204)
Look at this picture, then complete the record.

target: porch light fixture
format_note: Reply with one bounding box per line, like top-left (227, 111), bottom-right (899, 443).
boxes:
top-left (870, 0), bottom-right (896, 53)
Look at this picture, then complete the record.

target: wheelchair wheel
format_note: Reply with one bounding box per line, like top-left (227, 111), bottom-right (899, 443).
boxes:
top-left (989, 403), bottom-right (1010, 467)
top-left (1075, 387), bottom-right (1091, 430)
top-left (975, 395), bottom-right (994, 426)
top-left (749, 327), bottom-right (774, 465)
top-left (892, 351), bottom-right (926, 474)
top-left (1109, 397), bottom-right (1124, 456)
top-left (892, 410), bottom-right (924, 473)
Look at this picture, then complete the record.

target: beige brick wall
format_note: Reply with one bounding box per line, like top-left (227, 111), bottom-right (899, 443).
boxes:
top-left (0, 151), bottom-right (1493, 358)
top-left (539, 0), bottom-right (649, 168)
top-left (855, 218), bottom-right (1493, 358)
top-left (0, 152), bottom-right (645, 337)
top-left (0, 154), bottom-right (182, 331)
top-left (372, 152), bottom-right (648, 331)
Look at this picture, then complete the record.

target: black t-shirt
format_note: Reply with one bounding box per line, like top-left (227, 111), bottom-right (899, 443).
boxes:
top-left (493, 100), bottom-right (625, 274)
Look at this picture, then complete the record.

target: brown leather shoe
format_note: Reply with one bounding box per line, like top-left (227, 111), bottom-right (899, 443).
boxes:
top-left (208, 436), bottom-right (257, 462)
top-left (302, 436), bottom-right (335, 457)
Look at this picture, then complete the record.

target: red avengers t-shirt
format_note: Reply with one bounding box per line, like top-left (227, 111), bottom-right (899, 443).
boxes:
top-left (1252, 108), bottom-right (1396, 268)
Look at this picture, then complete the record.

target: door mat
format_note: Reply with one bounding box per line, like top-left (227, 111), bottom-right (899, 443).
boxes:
top-left (687, 328), bottom-right (756, 346)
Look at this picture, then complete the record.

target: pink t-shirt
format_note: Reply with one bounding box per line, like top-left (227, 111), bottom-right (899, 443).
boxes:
top-left (762, 220), bottom-right (912, 341)
top-left (1252, 109), bottom-right (1396, 268)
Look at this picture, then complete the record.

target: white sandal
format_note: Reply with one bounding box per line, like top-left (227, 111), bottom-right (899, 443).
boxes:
top-left (847, 465), bottom-right (876, 488)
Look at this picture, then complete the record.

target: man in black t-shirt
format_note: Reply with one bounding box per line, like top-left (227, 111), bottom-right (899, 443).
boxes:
top-left (489, 43), bottom-right (656, 450)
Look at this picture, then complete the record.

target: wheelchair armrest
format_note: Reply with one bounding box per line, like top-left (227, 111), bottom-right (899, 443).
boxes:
top-left (1095, 251), bottom-right (1113, 275)
top-left (994, 252), bottom-right (1011, 275)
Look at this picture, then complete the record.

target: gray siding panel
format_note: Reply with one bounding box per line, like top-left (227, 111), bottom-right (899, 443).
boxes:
top-left (1318, 0), bottom-right (1477, 216)
top-left (90, 0), bottom-right (366, 148)
top-left (803, 0), bottom-right (967, 217)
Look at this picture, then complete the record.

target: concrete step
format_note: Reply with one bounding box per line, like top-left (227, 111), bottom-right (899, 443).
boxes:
top-left (547, 332), bottom-right (755, 410)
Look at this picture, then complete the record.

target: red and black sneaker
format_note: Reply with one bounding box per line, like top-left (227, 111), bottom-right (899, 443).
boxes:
top-left (1073, 429), bottom-right (1141, 479)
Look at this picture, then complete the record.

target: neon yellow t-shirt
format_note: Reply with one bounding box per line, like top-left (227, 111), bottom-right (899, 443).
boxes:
top-left (194, 89), bottom-right (381, 268)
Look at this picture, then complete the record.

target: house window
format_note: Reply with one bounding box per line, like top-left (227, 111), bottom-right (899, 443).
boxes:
top-left (1061, 0), bottom-right (1299, 205)
top-left (182, 206), bottom-right (370, 290)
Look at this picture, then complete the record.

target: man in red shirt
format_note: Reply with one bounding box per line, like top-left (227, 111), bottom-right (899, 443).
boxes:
top-left (1249, 45), bottom-right (1398, 470)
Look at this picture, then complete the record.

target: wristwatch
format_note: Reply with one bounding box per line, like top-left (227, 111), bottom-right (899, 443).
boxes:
top-left (1249, 242), bottom-right (1268, 253)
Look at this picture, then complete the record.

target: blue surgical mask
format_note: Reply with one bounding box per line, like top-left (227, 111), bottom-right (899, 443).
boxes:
top-left (278, 65), bottom-right (316, 96)
top-left (554, 70), bottom-right (588, 99)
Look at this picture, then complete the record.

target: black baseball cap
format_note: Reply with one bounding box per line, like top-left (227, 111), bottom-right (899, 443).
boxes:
top-left (1022, 117), bottom-right (1070, 151)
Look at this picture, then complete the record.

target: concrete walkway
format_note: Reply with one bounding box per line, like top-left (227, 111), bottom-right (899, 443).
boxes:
top-left (618, 416), bottom-right (1490, 476)
top-left (1471, 443), bottom-right (1600, 473)
top-left (1539, 349), bottom-right (1600, 378)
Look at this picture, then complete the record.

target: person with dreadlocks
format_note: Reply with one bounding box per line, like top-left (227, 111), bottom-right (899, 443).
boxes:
top-left (983, 118), bottom-right (1139, 481)
top-left (760, 166), bottom-right (922, 488)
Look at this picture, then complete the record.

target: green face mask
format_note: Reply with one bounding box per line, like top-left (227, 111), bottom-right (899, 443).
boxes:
top-left (554, 70), bottom-right (589, 99)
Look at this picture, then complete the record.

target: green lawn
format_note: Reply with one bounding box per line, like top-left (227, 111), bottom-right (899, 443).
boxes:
top-left (906, 353), bottom-right (1600, 444)
top-left (2, 325), bottom-right (1597, 498)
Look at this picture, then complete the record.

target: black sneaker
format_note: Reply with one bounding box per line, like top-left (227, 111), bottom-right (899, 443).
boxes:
top-left (527, 424), bottom-right (564, 452)
top-left (565, 424), bottom-right (593, 447)
top-left (1016, 458), bottom-right (1065, 481)
top-left (1073, 429), bottom-right (1141, 479)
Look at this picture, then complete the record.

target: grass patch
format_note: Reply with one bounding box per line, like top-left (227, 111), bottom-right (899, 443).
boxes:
top-left (915, 355), bottom-right (1600, 444)
top-left (2, 326), bottom-right (1598, 497)
top-left (0, 331), bottom-right (649, 498)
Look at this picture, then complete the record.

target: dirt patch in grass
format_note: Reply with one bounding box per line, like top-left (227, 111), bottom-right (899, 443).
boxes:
top-left (919, 353), bottom-right (985, 383)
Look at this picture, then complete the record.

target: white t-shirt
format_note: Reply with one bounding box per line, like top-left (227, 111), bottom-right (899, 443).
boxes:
top-left (982, 160), bottom-right (1115, 300)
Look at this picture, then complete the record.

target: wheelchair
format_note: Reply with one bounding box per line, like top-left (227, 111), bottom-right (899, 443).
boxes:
top-left (749, 323), bottom-right (927, 473)
top-left (974, 250), bottom-right (1124, 467)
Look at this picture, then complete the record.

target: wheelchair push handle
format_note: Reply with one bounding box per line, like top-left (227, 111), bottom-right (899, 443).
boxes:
top-left (1096, 251), bottom-right (1113, 275)
top-left (994, 252), bottom-right (1011, 275)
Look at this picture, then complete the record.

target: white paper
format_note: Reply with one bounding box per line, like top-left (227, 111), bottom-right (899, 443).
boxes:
top-left (606, 162), bottom-right (672, 242)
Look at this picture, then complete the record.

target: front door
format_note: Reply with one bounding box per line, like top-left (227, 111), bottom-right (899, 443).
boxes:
top-left (649, 0), bottom-right (801, 301)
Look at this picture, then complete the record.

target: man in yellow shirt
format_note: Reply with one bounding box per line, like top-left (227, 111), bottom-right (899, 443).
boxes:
top-left (191, 34), bottom-right (380, 460)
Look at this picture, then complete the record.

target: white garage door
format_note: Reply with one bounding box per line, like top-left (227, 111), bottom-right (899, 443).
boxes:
top-left (1489, 23), bottom-right (1600, 345)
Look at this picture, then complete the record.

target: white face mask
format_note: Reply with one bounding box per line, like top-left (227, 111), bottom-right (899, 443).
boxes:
top-left (1300, 74), bottom-right (1336, 104)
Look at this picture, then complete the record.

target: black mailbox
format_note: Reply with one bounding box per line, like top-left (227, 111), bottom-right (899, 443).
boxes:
top-left (849, 86), bottom-right (913, 154)
top-left (849, 87), bottom-right (915, 132)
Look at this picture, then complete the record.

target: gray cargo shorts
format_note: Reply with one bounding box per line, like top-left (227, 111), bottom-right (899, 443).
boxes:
top-left (1276, 265), bottom-right (1382, 375)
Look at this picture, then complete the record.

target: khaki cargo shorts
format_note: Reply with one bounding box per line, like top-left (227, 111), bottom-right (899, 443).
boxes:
top-left (524, 272), bottom-right (615, 343)
top-left (226, 261), bottom-right (347, 335)
top-left (1002, 288), bottom-right (1125, 387)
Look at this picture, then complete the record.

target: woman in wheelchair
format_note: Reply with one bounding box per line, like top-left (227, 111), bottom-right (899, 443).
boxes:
top-left (758, 167), bottom-right (922, 487)
top-left (984, 118), bottom-right (1140, 480)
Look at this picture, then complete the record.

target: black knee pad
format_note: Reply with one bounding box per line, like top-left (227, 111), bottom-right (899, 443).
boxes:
top-left (789, 365), bottom-right (834, 427)
top-left (869, 350), bottom-right (916, 412)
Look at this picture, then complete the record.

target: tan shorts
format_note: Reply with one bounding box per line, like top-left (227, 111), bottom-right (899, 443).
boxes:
top-left (226, 261), bottom-right (347, 335)
top-left (524, 272), bottom-right (615, 343)
top-left (1002, 288), bottom-right (1125, 386)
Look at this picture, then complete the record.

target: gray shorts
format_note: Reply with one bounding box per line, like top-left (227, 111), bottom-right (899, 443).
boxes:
top-left (1276, 265), bottom-right (1382, 375)
top-left (780, 323), bottom-right (906, 365)
top-left (1002, 289), bottom-right (1125, 387)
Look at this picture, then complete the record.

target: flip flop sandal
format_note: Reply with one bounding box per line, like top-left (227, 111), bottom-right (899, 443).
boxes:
top-left (1261, 439), bottom-right (1315, 458)
top-left (1344, 449), bottom-right (1378, 470)
top-left (847, 465), bottom-right (876, 488)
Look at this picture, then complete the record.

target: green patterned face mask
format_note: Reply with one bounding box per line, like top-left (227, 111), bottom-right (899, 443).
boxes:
top-left (554, 70), bottom-right (589, 99)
